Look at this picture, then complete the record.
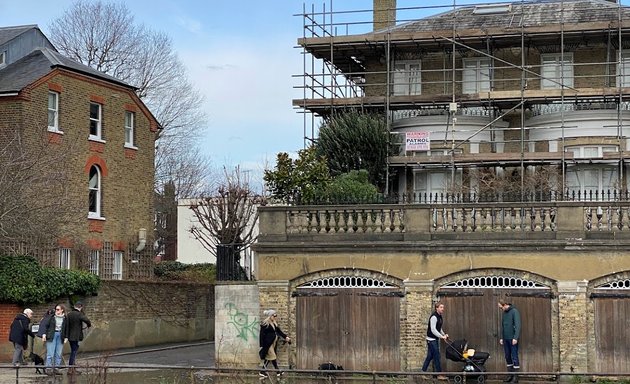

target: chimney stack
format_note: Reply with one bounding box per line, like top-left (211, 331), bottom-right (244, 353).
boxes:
top-left (373, 0), bottom-right (397, 31)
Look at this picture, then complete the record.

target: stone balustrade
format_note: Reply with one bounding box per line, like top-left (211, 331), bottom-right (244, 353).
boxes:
top-left (258, 201), bottom-right (630, 242)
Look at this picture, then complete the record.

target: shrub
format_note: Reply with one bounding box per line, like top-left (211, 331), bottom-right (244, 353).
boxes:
top-left (154, 261), bottom-right (216, 283)
top-left (0, 255), bottom-right (100, 305)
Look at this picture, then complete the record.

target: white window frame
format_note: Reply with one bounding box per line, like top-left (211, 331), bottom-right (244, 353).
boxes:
top-left (89, 250), bottom-right (100, 276)
top-left (59, 248), bottom-right (71, 270)
top-left (565, 145), bottom-right (618, 158)
top-left (541, 53), bottom-right (574, 89)
top-left (463, 57), bottom-right (491, 94)
top-left (392, 60), bottom-right (421, 96)
top-left (566, 165), bottom-right (618, 198)
top-left (89, 102), bottom-right (103, 140)
top-left (88, 165), bottom-right (102, 219)
top-left (124, 111), bottom-right (135, 147)
top-left (113, 251), bottom-right (123, 280)
top-left (617, 49), bottom-right (630, 87)
top-left (0, 51), bottom-right (6, 67)
top-left (413, 169), bottom-right (463, 196)
top-left (48, 91), bottom-right (60, 132)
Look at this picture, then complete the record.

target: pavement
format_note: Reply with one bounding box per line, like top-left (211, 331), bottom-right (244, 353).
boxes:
top-left (0, 341), bottom-right (216, 383)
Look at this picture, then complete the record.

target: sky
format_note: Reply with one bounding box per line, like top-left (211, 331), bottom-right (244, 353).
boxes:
top-left (2, 0), bottom-right (629, 187)
top-left (0, 0), bottom-right (326, 187)
top-left (0, 0), bottom-right (487, 187)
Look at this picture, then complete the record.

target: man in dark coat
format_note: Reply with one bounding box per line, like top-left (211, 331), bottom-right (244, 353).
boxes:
top-left (65, 301), bottom-right (91, 374)
top-left (499, 299), bottom-right (522, 383)
top-left (8, 308), bottom-right (35, 367)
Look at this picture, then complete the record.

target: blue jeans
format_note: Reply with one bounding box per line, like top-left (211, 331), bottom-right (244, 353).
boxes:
top-left (45, 331), bottom-right (63, 368)
top-left (422, 339), bottom-right (442, 372)
top-left (502, 339), bottom-right (520, 368)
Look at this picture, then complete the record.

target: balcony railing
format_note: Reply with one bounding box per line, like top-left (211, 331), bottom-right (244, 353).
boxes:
top-left (258, 200), bottom-right (630, 244)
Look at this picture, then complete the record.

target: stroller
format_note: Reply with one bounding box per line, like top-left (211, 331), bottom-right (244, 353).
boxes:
top-left (445, 339), bottom-right (490, 384)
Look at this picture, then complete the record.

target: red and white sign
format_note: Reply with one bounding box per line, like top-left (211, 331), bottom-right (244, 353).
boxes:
top-left (405, 131), bottom-right (430, 152)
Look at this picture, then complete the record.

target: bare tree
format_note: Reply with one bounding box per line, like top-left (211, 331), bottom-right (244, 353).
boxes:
top-left (48, 0), bottom-right (209, 198)
top-left (189, 167), bottom-right (266, 280)
top-left (0, 127), bottom-right (79, 246)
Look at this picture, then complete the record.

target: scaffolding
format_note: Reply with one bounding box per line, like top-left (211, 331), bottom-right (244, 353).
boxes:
top-left (295, 0), bottom-right (630, 202)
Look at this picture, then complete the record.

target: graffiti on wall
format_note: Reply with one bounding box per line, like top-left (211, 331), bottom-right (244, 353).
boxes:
top-left (225, 303), bottom-right (259, 341)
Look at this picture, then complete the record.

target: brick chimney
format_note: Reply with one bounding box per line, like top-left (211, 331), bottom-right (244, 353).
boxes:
top-left (373, 0), bottom-right (397, 31)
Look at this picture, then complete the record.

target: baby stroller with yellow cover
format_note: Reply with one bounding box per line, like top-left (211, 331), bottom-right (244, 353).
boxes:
top-left (445, 339), bottom-right (489, 384)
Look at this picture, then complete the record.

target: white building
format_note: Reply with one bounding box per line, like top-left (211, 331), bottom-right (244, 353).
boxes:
top-left (177, 199), bottom-right (255, 278)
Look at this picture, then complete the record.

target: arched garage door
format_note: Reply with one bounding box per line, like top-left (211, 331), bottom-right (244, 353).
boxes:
top-left (294, 274), bottom-right (402, 371)
top-left (592, 278), bottom-right (630, 373)
top-left (438, 275), bottom-right (553, 374)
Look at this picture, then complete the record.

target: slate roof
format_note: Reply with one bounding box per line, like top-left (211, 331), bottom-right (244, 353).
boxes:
top-left (0, 25), bottom-right (38, 46)
top-left (0, 47), bottom-right (132, 94)
top-left (383, 0), bottom-right (630, 33)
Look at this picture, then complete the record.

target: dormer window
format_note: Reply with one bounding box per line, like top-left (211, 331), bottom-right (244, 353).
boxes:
top-left (0, 51), bottom-right (5, 67)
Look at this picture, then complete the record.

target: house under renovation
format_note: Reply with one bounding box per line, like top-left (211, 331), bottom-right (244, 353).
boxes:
top-left (253, 0), bottom-right (630, 375)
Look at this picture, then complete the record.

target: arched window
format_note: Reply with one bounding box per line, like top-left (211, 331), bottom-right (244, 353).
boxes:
top-left (88, 165), bottom-right (101, 218)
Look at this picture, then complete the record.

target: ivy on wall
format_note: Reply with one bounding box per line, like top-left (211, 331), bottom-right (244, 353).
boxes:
top-left (0, 255), bottom-right (100, 305)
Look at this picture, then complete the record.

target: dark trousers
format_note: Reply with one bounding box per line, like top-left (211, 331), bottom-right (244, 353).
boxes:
top-left (68, 341), bottom-right (80, 366)
top-left (422, 339), bottom-right (442, 372)
top-left (502, 339), bottom-right (520, 368)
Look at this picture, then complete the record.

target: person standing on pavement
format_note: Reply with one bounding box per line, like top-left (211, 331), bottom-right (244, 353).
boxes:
top-left (66, 301), bottom-right (91, 374)
top-left (259, 309), bottom-right (291, 379)
top-left (8, 308), bottom-right (35, 367)
top-left (42, 304), bottom-right (68, 375)
top-left (421, 302), bottom-right (449, 380)
top-left (499, 299), bottom-right (522, 383)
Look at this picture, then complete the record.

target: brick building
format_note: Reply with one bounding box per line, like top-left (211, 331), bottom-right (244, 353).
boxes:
top-left (0, 25), bottom-right (158, 280)
top-left (252, 0), bottom-right (630, 376)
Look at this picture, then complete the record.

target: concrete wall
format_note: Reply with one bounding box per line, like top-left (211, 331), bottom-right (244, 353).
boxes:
top-left (0, 280), bottom-right (214, 360)
top-left (214, 283), bottom-right (260, 368)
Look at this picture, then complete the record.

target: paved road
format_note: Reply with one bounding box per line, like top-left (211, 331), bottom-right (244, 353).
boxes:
top-left (0, 341), bottom-right (216, 383)
top-left (89, 341), bottom-right (215, 368)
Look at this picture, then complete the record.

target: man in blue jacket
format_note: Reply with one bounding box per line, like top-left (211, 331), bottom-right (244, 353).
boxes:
top-left (499, 299), bottom-right (521, 383)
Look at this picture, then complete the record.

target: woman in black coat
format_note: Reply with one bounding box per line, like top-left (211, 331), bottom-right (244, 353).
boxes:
top-left (8, 308), bottom-right (35, 366)
top-left (259, 309), bottom-right (291, 378)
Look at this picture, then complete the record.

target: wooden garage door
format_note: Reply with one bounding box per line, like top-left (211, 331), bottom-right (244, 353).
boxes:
top-left (593, 295), bottom-right (630, 373)
top-left (438, 288), bottom-right (553, 374)
top-left (296, 288), bottom-right (401, 371)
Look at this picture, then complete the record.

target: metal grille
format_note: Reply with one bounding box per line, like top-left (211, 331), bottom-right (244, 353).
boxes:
top-left (596, 279), bottom-right (630, 289)
top-left (441, 275), bottom-right (547, 289)
top-left (101, 242), bottom-right (114, 279)
top-left (299, 275), bottom-right (398, 289)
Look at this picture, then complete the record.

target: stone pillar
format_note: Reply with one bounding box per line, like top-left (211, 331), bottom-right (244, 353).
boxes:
top-left (258, 208), bottom-right (287, 242)
top-left (555, 205), bottom-right (585, 239)
top-left (557, 280), bottom-right (588, 373)
top-left (373, 0), bottom-right (397, 31)
top-left (258, 280), bottom-right (293, 368)
top-left (403, 206), bottom-right (432, 241)
top-left (402, 281), bottom-right (434, 370)
top-left (215, 283), bottom-right (260, 367)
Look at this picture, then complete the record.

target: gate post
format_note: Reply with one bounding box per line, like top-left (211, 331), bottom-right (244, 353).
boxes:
top-left (557, 281), bottom-right (588, 373)
top-left (403, 281), bottom-right (434, 370)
